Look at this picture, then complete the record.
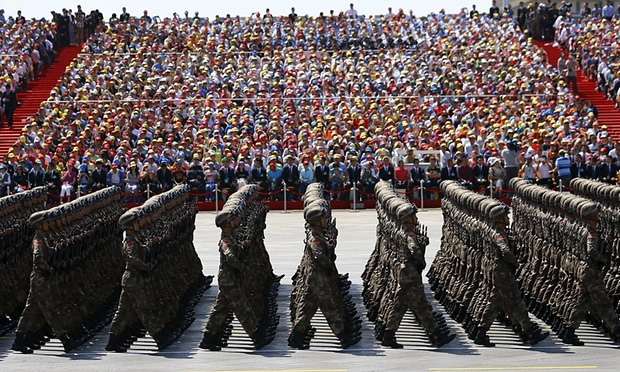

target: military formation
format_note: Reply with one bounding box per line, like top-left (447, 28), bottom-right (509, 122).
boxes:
top-left (363, 181), bottom-right (455, 348)
top-left (0, 188), bottom-right (47, 337)
top-left (510, 178), bottom-right (620, 345)
top-left (3, 177), bottom-right (620, 355)
top-left (288, 183), bottom-right (361, 349)
top-left (570, 179), bottom-right (620, 315)
top-left (106, 185), bottom-right (211, 352)
top-left (428, 180), bottom-right (549, 347)
top-left (200, 184), bottom-right (283, 351)
top-left (12, 187), bottom-right (125, 353)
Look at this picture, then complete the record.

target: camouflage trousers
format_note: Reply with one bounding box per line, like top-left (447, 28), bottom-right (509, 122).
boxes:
top-left (384, 265), bottom-right (438, 335)
top-left (204, 284), bottom-right (258, 336)
top-left (479, 266), bottom-right (533, 333)
top-left (109, 289), bottom-right (140, 336)
top-left (568, 268), bottom-right (619, 330)
top-left (292, 270), bottom-right (347, 335)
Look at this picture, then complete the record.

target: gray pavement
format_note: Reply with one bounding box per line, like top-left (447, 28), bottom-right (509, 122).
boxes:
top-left (0, 208), bottom-right (618, 371)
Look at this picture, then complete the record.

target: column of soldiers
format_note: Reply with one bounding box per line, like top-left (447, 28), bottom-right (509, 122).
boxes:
top-left (510, 178), bottom-right (620, 346)
top-left (570, 179), bottom-right (620, 315)
top-left (0, 187), bottom-right (47, 336)
top-left (106, 185), bottom-right (211, 352)
top-left (200, 184), bottom-right (283, 351)
top-left (362, 180), bottom-right (455, 348)
top-left (427, 181), bottom-right (548, 347)
top-left (288, 183), bottom-right (361, 349)
top-left (12, 187), bottom-right (125, 353)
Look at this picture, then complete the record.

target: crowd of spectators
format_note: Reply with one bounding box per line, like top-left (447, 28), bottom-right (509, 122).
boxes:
top-left (553, 8), bottom-right (620, 109)
top-left (514, 1), bottom-right (620, 41)
top-left (50, 7), bottom-right (104, 46)
top-left (0, 5), bottom-right (618, 203)
top-left (0, 10), bottom-right (57, 128)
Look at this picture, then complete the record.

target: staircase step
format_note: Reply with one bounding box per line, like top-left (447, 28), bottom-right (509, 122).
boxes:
top-left (534, 41), bottom-right (620, 137)
top-left (0, 45), bottom-right (82, 156)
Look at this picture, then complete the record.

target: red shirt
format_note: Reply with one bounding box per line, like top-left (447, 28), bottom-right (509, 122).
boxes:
top-left (395, 167), bottom-right (409, 182)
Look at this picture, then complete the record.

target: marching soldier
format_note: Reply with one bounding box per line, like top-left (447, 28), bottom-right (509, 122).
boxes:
top-left (289, 186), bottom-right (361, 349)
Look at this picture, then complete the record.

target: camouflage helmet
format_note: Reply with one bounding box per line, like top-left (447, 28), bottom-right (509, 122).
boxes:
top-left (479, 198), bottom-right (494, 215)
top-left (539, 189), bottom-right (552, 206)
top-left (533, 186), bottom-right (547, 204)
top-left (439, 180), bottom-right (456, 193)
top-left (471, 194), bottom-right (485, 210)
top-left (386, 197), bottom-right (403, 217)
top-left (29, 210), bottom-right (48, 229)
top-left (467, 193), bottom-right (480, 211)
top-left (550, 192), bottom-right (563, 209)
top-left (396, 202), bottom-right (417, 221)
top-left (376, 187), bottom-right (395, 203)
top-left (119, 209), bottom-right (141, 229)
top-left (508, 177), bottom-right (524, 191)
top-left (594, 183), bottom-right (607, 197)
top-left (374, 180), bottom-right (392, 194)
top-left (489, 204), bottom-right (509, 222)
top-left (303, 195), bottom-right (320, 207)
top-left (558, 194), bottom-right (572, 211)
top-left (569, 178), bottom-right (584, 193)
top-left (569, 198), bottom-right (583, 214)
top-left (304, 200), bottom-right (328, 223)
top-left (601, 185), bottom-right (614, 202)
top-left (215, 209), bottom-right (238, 228)
top-left (585, 181), bottom-right (598, 196)
top-left (483, 199), bottom-right (499, 216)
top-left (579, 201), bottom-right (599, 220)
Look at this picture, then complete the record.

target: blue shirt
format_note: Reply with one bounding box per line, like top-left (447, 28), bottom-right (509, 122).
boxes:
top-left (267, 166), bottom-right (283, 181)
top-left (555, 156), bottom-right (571, 177)
top-left (300, 167), bottom-right (314, 183)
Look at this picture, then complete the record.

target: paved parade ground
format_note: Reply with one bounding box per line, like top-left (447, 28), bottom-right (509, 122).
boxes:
top-left (1, 209), bottom-right (618, 371)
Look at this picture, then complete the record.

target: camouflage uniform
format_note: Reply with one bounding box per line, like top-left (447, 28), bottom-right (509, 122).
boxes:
top-left (364, 181), bottom-right (455, 348)
top-left (107, 185), bottom-right (210, 352)
top-left (200, 184), bottom-right (281, 351)
top-left (288, 183), bottom-right (361, 349)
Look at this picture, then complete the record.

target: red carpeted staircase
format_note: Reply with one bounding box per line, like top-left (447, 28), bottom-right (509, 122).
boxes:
top-left (535, 41), bottom-right (620, 140)
top-left (0, 46), bottom-right (82, 156)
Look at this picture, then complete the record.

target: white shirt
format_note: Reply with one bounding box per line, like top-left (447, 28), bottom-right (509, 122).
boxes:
top-left (345, 8), bottom-right (358, 18)
top-left (537, 162), bottom-right (551, 179)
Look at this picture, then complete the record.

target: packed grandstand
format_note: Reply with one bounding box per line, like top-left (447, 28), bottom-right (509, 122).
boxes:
top-left (0, 4), bottom-right (618, 206)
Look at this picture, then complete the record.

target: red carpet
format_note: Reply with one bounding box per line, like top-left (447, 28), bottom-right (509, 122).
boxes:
top-left (535, 41), bottom-right (620, 140)
top-left (0, 46), bottom-right (82, 156)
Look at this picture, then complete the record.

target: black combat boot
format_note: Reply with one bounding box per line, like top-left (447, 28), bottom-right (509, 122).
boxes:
top-left (468, 327), bottom-right (478, 341)
top-left (59, 333), bottom-right (78, 353)
top-left (251, 329), bottom-right (271, 350)
top-left (11, 332), bottom-right (34, 354)
top-left (473, 331), bottom-right (495, 347)
top-left (215, 329), bottom-right (229, 347)
top-left (338, 331), bottom-right (361, 349)
top-left (374, 322), bottom-right (386, 341)
top-left (367, 308), bottom-right (377, 322)
top-left (288, 330), bottom-right (309, 349)
top-left (527, 328), bottom-right (550, 346)
top-left (345, 321), bottom-right (362, 334)
top-left (23, 333), bottom-right (41, 350)
top-left (105, 334), bottom-right (128, 352)
top-left (454, 308), bottom-right (466, 323)
top-left (199, 332), bottom-right (222, 351)
top-left (561, 327), bottom-right (584, 346)
top-left (381, 330), bottom-right (403, 348)
top-left (429, 329), bottom-right (456, 347)
top-left (303, 327), bottom-right (316, 345)
top-left (551, 317), bottom-right (562, 332)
